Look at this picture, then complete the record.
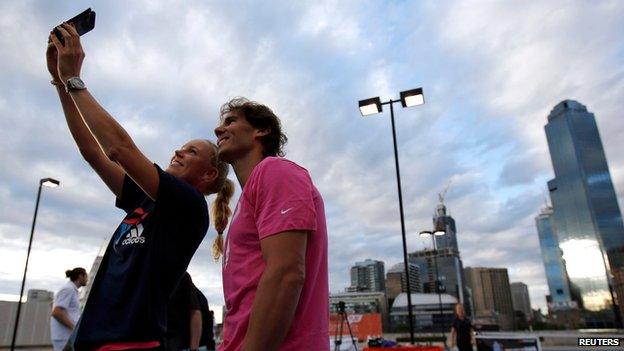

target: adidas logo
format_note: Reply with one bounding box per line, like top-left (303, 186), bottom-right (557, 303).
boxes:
top-left (121, 224), bottom-right (146, 246)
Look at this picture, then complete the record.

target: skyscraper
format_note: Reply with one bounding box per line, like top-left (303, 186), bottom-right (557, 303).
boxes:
top-left (80, 241), bottom-right (107, 308)
top-left (510, 282), bottom-right (532, 319)
top-left (545, 100), bottom-right (624, 327)
top-left (350, 259), bottom-right (385, 292)
top-left (433, 203), bottom-right (458, 251)
top-left (535, 205), bottom-right (574, 307)
top-left (409, 248), bottom-right (464, 301)
top-left (410, 200), bottom-right (467, 305)
top-left (386, 262), bottom-right (421, 302)
top-left (464, 267), bottom-right (515, 330)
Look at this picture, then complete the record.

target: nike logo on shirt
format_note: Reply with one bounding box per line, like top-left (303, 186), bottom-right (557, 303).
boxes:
top-left (281, 208), bottom-right (294, 215)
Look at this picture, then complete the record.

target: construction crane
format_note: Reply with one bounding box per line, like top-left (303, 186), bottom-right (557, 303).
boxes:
top-left (438, 180), bottom-right (452, 205)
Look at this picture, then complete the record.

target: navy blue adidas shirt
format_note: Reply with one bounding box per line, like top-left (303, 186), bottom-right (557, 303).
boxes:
top-left (73, 165), bottom-right (209, 350)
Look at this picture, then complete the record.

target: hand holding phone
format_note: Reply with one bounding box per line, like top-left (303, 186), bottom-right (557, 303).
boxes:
top-left (52, 8), bottom-right (96, 46)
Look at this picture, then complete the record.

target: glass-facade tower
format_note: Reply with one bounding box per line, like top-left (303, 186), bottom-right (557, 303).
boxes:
top-left (434, 204), bottom-right (458, 251)
top-left (535, 206), bottom-right (574, 306)
top-left (545, 100), bottom-right (624, 327)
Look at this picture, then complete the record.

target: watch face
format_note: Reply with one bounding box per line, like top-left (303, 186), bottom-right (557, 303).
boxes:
top-left (68, 78), bottom-right (86, 90)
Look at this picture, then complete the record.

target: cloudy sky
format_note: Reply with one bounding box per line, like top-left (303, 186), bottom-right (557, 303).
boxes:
top-left (1, 0), bottom-right (623, 323)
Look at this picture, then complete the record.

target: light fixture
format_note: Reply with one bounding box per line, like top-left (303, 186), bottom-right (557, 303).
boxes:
top-left (400, 88), bottom-right (424, 108)
top-left (419, 230), bottom-right (433, 237)
top-left (40, 178), bottom-right (60, 188)
top-left (433, 217), bottom-right (446, 236)
top-left (358, 97), bottom-right (382, 116)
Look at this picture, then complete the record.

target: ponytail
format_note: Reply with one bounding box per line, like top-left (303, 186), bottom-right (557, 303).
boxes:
top-left (211, 179), bottom-right (235, 261)
top-left (65, 267), bottom-right (86, 282)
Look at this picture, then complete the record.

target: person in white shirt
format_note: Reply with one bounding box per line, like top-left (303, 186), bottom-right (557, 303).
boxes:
top-left (50, 267), bottom-right (88, 351)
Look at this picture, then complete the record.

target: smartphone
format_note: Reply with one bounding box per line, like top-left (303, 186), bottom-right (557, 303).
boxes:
top-left (53, 8), bottom-right (96, 46)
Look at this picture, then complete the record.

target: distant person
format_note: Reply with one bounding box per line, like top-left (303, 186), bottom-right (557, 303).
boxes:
top-left (450, 303), bottom-right (475, 351)
top-left (47, 23), bottom-right (233, 350)
top-left (214, 98), bottom-right (329, 350)
top-left (166, 273), bottom-right (202, 351)
top-left (166, 273), bottom-right (216, 351)
top-left (50, 268), bottom-right (88, 351)
top-left (196, 289), bottom-right (216, 351)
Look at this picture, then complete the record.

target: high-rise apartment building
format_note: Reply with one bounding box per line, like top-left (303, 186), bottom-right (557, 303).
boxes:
top-left (510, 282), bottom-right (532, 319)
top-left (409, 247), bottom-right (465, 303)
top-left (385, 262), bottom-right (421, 302)
top-left (464, 267), bottom-right (515, 330)
top-left (350, 259), bottom-right (385, 292)
top-left (544, 100), bottom-right (624, 327)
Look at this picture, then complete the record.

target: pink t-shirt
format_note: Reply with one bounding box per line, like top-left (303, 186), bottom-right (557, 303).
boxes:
top-left (220, 157), bottom-right (329, 351)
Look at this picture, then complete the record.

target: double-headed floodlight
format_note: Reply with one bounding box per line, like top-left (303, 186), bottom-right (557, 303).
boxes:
top-left (358, 88), bottom-right (424, 117)
top-left (358, 86), bottom-right (425, 345)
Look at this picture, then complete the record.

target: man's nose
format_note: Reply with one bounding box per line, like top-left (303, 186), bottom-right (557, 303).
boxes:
top-left (214, 124), bottom-right (225, 137)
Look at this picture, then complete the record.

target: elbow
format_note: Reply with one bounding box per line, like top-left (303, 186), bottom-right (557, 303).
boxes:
top-left (105, 142), bottom-right (135, 163)
top-left (78, 146), bottom-right (101, 164)
top-left (51, 308), bottom-right (61, 319)
top-left (281, 266), bottom-right (306, 289)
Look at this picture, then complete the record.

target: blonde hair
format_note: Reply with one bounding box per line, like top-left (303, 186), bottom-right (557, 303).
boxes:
top-left (204, 140), bottom-right (235, 261)
top-left (211, 179), bottom-right (234, 261)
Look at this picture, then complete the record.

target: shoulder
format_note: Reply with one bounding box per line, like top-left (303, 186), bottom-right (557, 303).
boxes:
top-left (254, 157), bottom-right (310, 179)
top-left (56, 283), bottom-right (75, 296)
top-left (157, 166), bottom-right (207, 205)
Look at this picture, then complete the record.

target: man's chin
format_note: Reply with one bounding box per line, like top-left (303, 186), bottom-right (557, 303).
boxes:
top-left (217, 148), bottom-right (235, 164)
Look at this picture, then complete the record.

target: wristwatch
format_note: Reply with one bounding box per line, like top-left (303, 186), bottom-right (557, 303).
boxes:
top-left (65, 77), bottom-right (87, 93)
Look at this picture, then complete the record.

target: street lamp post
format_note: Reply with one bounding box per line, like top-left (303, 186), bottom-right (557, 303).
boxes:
top-left (10, 177), bottom-right (60, 351)
top-left (359, 88), bottom-right (425, 345)
top-left (419, 219), bottom-right (447, 349)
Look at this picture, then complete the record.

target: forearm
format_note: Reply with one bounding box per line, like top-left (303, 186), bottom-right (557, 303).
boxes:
top-left (55, 85), bottom-right (105, 160)
top-left (241, 268), bottom-right (305, 351)
top-left (68, 89), bottom-right (137, 161)
top-left (450, 329), bottom-right (456, 347)
top-left (189, 310), bottom-right (202, 349)
top-left (52, 309), bottom-right (74, 330)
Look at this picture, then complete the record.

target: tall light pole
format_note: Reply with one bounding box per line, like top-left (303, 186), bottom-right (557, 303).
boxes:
top-left (359, 88), bottom-right (425, 345)
top-left (10, 177), bottom-right (60, 351)
top-left (419, 218), bottom-right (447, 349)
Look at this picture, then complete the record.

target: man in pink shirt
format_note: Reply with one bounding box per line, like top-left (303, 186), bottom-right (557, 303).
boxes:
top-left (214, 97), bottom-right (329, 351)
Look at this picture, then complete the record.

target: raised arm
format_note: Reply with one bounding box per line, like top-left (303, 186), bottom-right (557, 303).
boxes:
top-left (47, 42), bottom-right (124, 197)
top-left (50, 23), bottom-right (159, 199)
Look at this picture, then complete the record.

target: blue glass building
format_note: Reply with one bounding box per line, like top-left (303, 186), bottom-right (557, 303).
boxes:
top-left (545, 100), bottom-right (624, 327)
top-left (535, 206), bottom-right (574, 305)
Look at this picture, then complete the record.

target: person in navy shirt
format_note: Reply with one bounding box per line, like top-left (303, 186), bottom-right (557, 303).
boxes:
top-left (47, 23), bottom-right (234, 350)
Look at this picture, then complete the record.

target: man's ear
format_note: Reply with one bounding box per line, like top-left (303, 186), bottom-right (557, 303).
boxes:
top-left (255, 128), bottom-right (270, 138)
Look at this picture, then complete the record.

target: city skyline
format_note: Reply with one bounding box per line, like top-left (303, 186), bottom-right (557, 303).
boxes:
top-left (1, 0), bottom-right (623, 325)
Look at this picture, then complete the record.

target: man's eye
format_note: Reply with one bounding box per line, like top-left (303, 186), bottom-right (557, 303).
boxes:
top-left (190, 150), bottom-right (197, 154)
